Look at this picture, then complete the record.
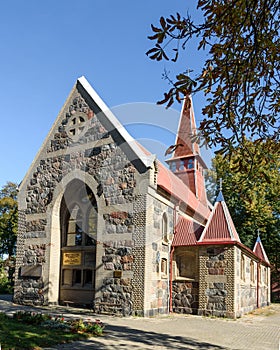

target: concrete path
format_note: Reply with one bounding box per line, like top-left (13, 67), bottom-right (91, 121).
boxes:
top-left (0, 295), bottom-right (279, 350)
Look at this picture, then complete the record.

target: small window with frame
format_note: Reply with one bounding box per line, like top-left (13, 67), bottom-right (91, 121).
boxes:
top-left (162, 213), bottom-right (168, 243)
top-left (250, 260), bottom-right (255, 283)
top-left (161, 258), bottom-right (168, 277)
top-left (241, 254), bottom-right (245, 281)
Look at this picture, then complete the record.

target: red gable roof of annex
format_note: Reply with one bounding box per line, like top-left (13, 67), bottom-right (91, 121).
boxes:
top-left (172, 216), bottom-right (204, 246)
top-left (198, 192), bottom-right (241, 243)
top-left (253, 237), bottom-right (270, 264)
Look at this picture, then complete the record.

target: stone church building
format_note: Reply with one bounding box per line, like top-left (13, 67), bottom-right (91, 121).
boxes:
top-left (14, 76), bottom-right (270, 318)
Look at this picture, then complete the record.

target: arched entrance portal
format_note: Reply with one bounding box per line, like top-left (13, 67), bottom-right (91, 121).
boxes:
top-left (59, 180), bottom-right (97, 306)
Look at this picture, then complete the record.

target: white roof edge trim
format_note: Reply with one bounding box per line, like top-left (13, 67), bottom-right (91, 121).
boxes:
top-left (77, 76), bottom-right (155, 168)
top-left (221, 201), bottom-right (238, 241)
top-left (253, 239), bottom-right (270, 263)
top-left (197, 200), bottom-right (217, 242)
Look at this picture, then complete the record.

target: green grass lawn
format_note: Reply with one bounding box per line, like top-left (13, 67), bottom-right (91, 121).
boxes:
top-left (0, 312), bottom-right (104, 350)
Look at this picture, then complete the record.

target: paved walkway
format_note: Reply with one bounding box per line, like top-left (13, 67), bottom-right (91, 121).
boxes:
top-left (0, 295), bottom-right (279, 349)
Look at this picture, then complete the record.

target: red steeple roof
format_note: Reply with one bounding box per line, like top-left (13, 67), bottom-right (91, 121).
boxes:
top-left (172, 96), bottom-right (200, 158)
top-left (198, 191), bottom-right (241, 243)
top-left (165, 96), bottom-right (208, 205)
top-left (253, 235), bottom-right (270, 264)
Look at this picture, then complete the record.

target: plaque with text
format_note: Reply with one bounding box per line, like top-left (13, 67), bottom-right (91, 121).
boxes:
top-left (63, 252), bottom-right (82, 265)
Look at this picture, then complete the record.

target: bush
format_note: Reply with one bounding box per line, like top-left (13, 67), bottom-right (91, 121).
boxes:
top-left (0, 267), bottom-right (12, 294)
top-left (13, 311), bottom-right (51, 325)
top-left (12, 311), bottom-right (105, 336)
top-left (69, 318), bottom-right (104, 335)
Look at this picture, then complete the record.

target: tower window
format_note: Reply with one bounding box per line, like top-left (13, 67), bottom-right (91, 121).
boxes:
top-left (170, 162), bottom-right (177, 172)
top-left (187, 159), bottom-right (194, 169)
top-left (179, 160), bottom-right (185, 171)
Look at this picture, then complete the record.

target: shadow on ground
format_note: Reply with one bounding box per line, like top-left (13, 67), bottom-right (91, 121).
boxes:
top-left (68, 323), bottom-right (229, 350)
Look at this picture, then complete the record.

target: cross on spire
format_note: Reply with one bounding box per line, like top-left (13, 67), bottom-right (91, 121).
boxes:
top-left (219, 178), bottom-right (223, 191)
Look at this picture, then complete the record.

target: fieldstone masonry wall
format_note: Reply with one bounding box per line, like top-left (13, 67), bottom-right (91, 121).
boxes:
top-left (14, 211), bottom-right (46, 306)
top-left (198, 246), bottom-right (235, 317)
top-left (235, 247), bottom-right (269, 316)
top-left (15, 88), bottom-right (147, 314)
top-left (145, 199), bottom-right (173, 315)
top-left (25, 143), bottom-right (137, 215)
top-left (172, 281), bottom-right (199, 314)
top-left (47, 93), bottom-right (106, 153)
top-left (94, 277), bottom-right (133, 316)
top-left (102, 240), bottom-right (134, 271)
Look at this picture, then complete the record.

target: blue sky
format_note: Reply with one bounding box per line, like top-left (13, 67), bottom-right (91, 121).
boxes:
top-left (0, 1), bottom-right (211, 188)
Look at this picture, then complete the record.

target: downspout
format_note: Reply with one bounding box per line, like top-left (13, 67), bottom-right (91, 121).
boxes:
top-left (169, 201), bottom-right (180, 313)
top-left (169, 245), bottom-right (175, 313)
top-left (257, 261), bottom-right (260, 308)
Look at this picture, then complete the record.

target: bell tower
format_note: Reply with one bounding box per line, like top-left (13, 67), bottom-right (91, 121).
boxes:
top-left (165, 96), bottom-right (208, 205)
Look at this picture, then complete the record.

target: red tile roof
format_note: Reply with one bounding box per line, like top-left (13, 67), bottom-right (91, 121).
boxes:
top-left (171, 96), bottom-right (200, 159)
top-left (253, 236), bottom-right (270, 263)
top-left (198, 191), bottom-right (241, 243)
top-left (172, 216), bottom-right (204, 246)
top-left (136, 141), bottom-right (210, 222)
top-left (157, 161), bottom-right (210, 221)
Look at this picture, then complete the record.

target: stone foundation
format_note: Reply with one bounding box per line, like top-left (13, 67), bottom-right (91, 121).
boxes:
top-left (172, 281), bottom-right (199, 314)
top-left (94, 277), bottom-right (133, 316)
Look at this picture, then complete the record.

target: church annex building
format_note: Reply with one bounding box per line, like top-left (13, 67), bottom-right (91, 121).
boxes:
top-left (14, 77), bottom-right (271, 318)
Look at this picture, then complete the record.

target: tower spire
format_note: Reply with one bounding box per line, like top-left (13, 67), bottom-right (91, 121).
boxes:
top-left (165, 95), bottom-right (208, 205)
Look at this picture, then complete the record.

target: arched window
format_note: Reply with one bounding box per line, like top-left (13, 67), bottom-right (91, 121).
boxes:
top-left (65, 203), bottom-right (97, 247)
top-left (162, 213), bottom-right (168, 243)
top-left (66, 204), bottom-right (83, 246)
top-left (60, 180), bottom-right (97, 306)
top-left (62, 182), bottom-right (98, 248)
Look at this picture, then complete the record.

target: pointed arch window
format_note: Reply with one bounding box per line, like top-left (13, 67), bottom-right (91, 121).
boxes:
top-left (60, 180), bottom-right (97, 306)
top-left (62, 183), bottom-right (98, 248)
top-left (66, 205), bottom-right (82, 246)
